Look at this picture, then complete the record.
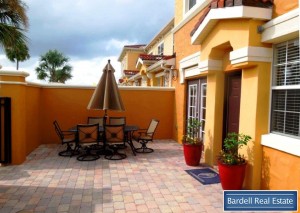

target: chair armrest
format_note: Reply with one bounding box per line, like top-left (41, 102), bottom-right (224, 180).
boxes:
top-left (132, 129), bottom-right (147, 139)
top-left (61, 131), bottom-right (76, 136)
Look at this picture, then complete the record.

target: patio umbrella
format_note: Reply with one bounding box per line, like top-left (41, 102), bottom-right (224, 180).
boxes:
top-left (87, 59), bottom-right (125, 123)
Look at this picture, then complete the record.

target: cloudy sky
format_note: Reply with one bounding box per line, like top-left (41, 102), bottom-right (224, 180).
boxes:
top-left (0, 0), bottom-right (174, 85)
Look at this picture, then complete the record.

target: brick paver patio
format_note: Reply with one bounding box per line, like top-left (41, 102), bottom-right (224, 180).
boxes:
top-left (0, 140), bottom-right (224, 213)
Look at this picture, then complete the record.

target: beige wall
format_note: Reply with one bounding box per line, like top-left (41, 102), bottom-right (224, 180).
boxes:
top-left (147, 30), bottom-right (174, 55)
top-left (127, 51), bottom-right (142, 70)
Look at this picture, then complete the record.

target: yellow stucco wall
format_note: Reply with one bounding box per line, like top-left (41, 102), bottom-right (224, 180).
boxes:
top-left (174, 4), bottom-right (276, 189)
top-left (127, 51), bottom-right (142, 70)
top-left (147, 30), bottom-right (174, 55)
top-left (174, 0), bottom-right (183, 26)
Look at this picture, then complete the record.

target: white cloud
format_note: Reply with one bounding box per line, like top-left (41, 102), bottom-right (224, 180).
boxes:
top-left (0, 0), bottom-right (174, 85)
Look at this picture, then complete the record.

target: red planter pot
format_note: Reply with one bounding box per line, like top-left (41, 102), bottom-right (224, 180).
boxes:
top-left (183, 143), bottom-right (203, 166)
top-left (218, 161), bottom-right (247, 190)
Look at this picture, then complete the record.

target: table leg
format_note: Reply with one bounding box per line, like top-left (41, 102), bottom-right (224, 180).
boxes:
top-left (126, 131), bottom-right (136, 156)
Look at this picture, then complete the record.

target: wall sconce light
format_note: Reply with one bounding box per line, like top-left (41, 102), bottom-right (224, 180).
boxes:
top-left (162, 64), bottom-right (178, 81)
top-left (170, 66), bottom-right (178, 81)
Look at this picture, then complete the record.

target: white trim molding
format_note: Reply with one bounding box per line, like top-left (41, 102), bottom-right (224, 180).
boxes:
top-left (184, 66), bottom-right (200, 78)
top-left (230, 46), bottom-right (273, 64)
top-left (191, 6), bottom-right (272, 45)
top-left (173, 0), bottom-right (211, 34)
top-left (198, 59), bottom-right (222, 72)
top-left (261, 133), bottom-right (300, 157)
top-left (179, 51), bottom-right (201, 83)
top-left (0, 70), bottom-right (30, 77)
top-left (261, 8), bottom-right (299, 44)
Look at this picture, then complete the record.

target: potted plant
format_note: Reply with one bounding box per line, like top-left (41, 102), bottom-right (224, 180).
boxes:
top-left (182, 118), bottom-right (203, 166)
top-left (217, 132), bottom-right (252, 190)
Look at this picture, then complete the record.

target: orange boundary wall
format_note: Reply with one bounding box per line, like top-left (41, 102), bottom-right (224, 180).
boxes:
top-left (0, 73), bottom-right (175, 165)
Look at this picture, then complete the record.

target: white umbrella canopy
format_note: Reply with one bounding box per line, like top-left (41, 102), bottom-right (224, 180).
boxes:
top-left (87, 60), bottom-right (125, 119)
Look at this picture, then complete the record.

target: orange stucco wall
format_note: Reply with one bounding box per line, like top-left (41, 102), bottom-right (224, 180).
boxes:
top-left (173, 11), bottom-right (205, 142)
top-left (272, 0), bottom-right (299, 18)
top-left (40, 87), bottom-right (174, 145)
top-left (261, 147), bottom-right (300, 206)
top-left (0, 73), bottom-right (175, 165)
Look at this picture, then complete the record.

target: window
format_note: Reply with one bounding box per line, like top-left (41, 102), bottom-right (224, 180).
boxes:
top-left (184, 0), bottom-right (198, 14)
top-left (158, 42), bottom-right (164, 55)
top-left (271, 38), bottom-right (300, 138)
top-left (189, 0), bottom-right (197, 10)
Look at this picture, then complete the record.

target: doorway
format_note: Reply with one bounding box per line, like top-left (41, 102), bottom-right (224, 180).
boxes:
top-left (223, 72), bottom-right (242, 140)
top-left (186, 78), bottom-right (207, 140)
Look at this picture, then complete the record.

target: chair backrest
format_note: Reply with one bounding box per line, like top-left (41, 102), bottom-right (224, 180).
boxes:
top-left (87, 117), bottom-right (104, 127)
top-left (146, 119), bottom-right (159, 137)
top-left (109, 117), bottom-right (126, 125)
top-left (105, 124), bottom-right (125, 144)
top-left (77, 123), bottom-right (99, 145)
top-left (53, 120), bottom-right (64, 140)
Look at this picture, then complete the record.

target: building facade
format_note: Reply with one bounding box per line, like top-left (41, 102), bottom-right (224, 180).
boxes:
top-left (173, 0), bottom-right (299, 194)
top-left (118, 19), bottom-right (176, 87)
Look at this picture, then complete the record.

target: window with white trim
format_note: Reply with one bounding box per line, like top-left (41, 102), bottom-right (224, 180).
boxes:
top-left (271, 38), bottom-right (300, 138)
top-left (189, 0), bottom-right (197, 10)
top-left (184, 0), bottom-right (198, 14)
top-left (158, 42), bottom-right (164, 55)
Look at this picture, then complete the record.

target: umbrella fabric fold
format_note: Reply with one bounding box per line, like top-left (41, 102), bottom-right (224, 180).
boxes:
top-left (88, 60), bottom-right (125, 112)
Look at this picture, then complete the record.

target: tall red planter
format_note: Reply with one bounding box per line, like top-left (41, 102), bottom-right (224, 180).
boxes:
top-left (183, 143), bottom-right (203, 166)
top-left (218, 161), bottom-right (247, 190)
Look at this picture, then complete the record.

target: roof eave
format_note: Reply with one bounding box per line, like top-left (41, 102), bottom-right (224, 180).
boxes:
top-left (191, 6), bottom-right (273, 45)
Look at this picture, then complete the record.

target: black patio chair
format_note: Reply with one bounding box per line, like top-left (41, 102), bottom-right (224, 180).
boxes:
top-left (87, 116), bottom-right (105, 149)
top-left (76, 123), bottom-right (101, 161)
top-left (133, 119), bottom-right (159, 153)
top-left (87, 116), bottom-right (104, 126)
top-left (53, 120), bottom-right (78, 157)
top-left (104, 124), bottom-right (127, 160)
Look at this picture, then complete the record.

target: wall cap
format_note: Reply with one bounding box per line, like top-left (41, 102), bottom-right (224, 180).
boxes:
top-left (261, 133), bottom-right (300, 157)
top-left (0, 70), bottom-right (30, 77)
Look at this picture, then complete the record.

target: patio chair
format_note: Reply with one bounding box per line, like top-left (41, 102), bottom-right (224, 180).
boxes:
top-left (109, 117), bottom-right (126, 125)
top-left (87, 116), bottom-right (106, 148)
top-left (104, 124), bottom-right (127, 160)
top-left (53, 120), bottom-right (78, 157)
top-left (76, 123), bottom-right (101, 161)
top-left (109, 117), bottom-right (126, 148)
top-left (133, 119), bottom-right (159, 153)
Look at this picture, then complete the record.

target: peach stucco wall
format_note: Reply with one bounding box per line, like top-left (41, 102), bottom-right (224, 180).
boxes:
top-left (261, 147), bottom-right (300, 206)
top-left (272, 0), bottom-right (298, 18)
top-left (0, 72), bottom-right (174, 165)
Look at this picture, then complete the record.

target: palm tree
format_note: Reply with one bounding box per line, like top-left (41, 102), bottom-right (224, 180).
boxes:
top-left (35, 49), bottom-right (73, 83)
top-left (5, 40), bottom-right (30, 70)
top-left (0, 0), bottom-right (29, 49)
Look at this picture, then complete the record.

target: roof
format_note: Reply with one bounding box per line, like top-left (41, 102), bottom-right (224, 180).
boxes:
top-left (123, 70), bottom-right (139, 76)
top-left (139, 54), bottom-right (175, 61)
top-left (124, 44), bottom-right (146, 48)
top-left (136, 54), bottom-right (176, 69)
top-left (190, 0), bottom-right (273, 37)
top-left (117, 44), bottom-right (146, 62)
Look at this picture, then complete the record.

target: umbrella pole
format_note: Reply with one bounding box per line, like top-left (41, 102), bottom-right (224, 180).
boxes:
top-left (104, 109), bottom-right (108, 126)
